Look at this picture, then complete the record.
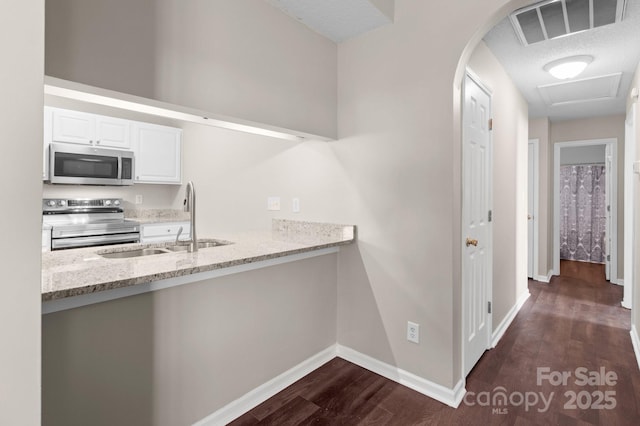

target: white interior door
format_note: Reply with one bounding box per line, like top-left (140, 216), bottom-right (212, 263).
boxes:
top-left (463, 73), bottom-right (492, 376)
top-left (528, 142), bottom-right (535, 278)
top-left (605, 144), bottom-right (612, 281)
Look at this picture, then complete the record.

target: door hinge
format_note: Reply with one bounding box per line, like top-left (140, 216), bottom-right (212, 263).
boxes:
top-left (607, 205), bottom-right (611, 212)
top-left (607, 255), bottom-right (611, 261)
top-left (488, 118), bottom-right (493, 131)
top-left (488, 301), bottom-right (492, 314)
top-left (488, 210), bottom-right (492, 222)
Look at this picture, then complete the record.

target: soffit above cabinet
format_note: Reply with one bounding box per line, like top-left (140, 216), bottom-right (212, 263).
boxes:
top-left (44, 76), bottom-right (334, 142)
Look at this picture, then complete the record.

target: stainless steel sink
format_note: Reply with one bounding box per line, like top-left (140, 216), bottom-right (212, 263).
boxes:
top-left (164, 239), bottom-right (232, 252)
top-left (99, 239), bottom-right (232, 259)
top-left (100, 248), bottom-right (170, 259)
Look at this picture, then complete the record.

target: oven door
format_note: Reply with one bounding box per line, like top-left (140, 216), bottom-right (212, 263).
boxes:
top-left (49, 143), bottom-right (132, 185)
top-left (50, 220), bottom-right (140, 250)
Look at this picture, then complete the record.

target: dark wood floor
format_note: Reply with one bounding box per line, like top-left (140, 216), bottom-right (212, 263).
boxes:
top-left (229, 261), bottom-right (640, 425)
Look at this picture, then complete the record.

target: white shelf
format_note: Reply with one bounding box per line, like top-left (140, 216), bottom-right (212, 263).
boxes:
top-left (44, 76), bottom-right (334, 142)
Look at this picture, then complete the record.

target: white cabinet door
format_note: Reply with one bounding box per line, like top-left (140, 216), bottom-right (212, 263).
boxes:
top-left (51, 108), bottom-right (132, 148)
top-left (134, 123), bottom-right (182, 184)
top-left (52, 108), bottom-right (95, 145)
top-left (95, 116), bottom-right (131, 148)
top-left (141, 222), bottom-right (190, 243)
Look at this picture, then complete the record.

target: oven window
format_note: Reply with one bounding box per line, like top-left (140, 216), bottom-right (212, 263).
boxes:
top-left (54, 152), bottom-right (118, 179)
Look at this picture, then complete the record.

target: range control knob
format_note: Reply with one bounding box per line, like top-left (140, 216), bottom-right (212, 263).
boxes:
top-left (114, 200), bottom-right (121, 206)
top-left (57, 200), bottom-right (66, 207)
top-left (47, 200), bottom-right (56, 207)
top-left (104, 200), bottom-right (112, 206)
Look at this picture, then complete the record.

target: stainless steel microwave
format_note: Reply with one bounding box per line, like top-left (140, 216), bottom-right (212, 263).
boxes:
top-left (48, 143), bottom-right (134, 186)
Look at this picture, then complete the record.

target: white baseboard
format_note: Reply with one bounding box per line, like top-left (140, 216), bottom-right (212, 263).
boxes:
top-left (631, 326), bottom-right (640, 372)
top-left (491, 291), bottom-right (530, 348)
top-left (533, 270), bottom-right (553, 283)
top-left (336, 345), bottom-right (466, 408)
top-left (194, 344), bottom-right (467, 424)
top-left (193, 345), bottom-right (336, 425)
top-left (612, 278), bottom-right (624, 286)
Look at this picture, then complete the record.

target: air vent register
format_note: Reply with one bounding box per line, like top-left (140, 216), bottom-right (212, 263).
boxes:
top-left (510, 0), bottom-right (627, 46)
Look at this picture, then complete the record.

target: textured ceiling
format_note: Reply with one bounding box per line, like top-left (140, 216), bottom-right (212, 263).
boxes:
top-left (264, 0), bottom-right (393, 43)
top-left (483, 0), bottom-right (640, 121)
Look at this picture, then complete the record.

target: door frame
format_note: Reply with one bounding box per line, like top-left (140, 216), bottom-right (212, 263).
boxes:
top-left (528, 139), bottom-right (540, 280)
top-left (553, 138), bottom-right (618, 281)
top-left (461, 68), bottom-right (493, 377)
top-left (623, 103), bottom-right (636, 309)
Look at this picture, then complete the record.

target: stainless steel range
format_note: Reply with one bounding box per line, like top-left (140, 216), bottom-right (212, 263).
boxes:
top-left (43, 198), bottom-right (140, 250)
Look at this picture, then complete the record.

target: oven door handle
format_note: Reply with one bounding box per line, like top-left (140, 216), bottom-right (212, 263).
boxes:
top-left (51, 233), bottom-right (140, 250)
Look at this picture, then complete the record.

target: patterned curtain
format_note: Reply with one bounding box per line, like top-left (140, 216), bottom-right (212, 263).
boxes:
top-left (559, 164), bottom-right (607, 263)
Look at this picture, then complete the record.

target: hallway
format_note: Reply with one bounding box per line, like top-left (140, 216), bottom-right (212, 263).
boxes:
top-left (230, 261), bottom-right (640, 425)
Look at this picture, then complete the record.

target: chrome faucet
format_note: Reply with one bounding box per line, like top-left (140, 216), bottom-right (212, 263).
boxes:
top-left (183, 181), bottom-right (197, 252)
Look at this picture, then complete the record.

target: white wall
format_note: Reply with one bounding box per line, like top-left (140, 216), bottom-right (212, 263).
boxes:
top-left (550, 115), bottom-right (626, 279)
top-left (336, 0), bottom-right (531, 388)
top-left (629, 60), bottom-right (640, 333)
top-left (467, 41), bottom-right (529, 332)
top-left (561, 145), bottom-right (606, 165)
top-left (46, 0), bottom-right (337, 138)
top-left (0, 1), bottom-right (43, 424)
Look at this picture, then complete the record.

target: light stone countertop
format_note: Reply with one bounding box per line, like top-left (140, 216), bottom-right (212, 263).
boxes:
top-left (41, 219), bottom-right (356, 301)
top-left (124, 209), bottom-right (191, 224)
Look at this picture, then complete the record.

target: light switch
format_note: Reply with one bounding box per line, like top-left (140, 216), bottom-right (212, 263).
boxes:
top-left (267, 197), bottom-right (281, 211)
top-left (634, 161), bottom-right (640, 174)
top-left (292, 198), bottom-right (300, 213)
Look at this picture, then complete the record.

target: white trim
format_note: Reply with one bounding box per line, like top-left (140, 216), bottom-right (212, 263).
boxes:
top-left (194, 344), bottom-right (468, 425)
top-left (630, 326), bottom-right (640, 371)
top-left (533, 270), bottom-right (554, 283)
top-left (528, 139), bottom-right (540, 280)
top-left (491, 291), bottom-right (531, 348)
top-left (465, 67), bottom-right (493, 95)
top-left (612, 278), bottom-right (624, 287)
top-left (42, 247), bottom-right (340, 314)
top-left (553, 139), bottom-right (618, 280)
top-left (193, 345), bottom-right (337, 426)
top-left (624, 102), bottom-right (636, 310)
top-left (336, 345), bottom-right (466, 408)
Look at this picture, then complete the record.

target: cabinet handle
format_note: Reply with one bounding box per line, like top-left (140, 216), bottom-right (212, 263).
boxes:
top-left (96, 140), bottom-right (100, 145)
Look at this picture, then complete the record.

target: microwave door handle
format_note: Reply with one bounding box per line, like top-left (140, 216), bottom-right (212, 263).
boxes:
top-left (117, 156), bottom-right (122, 182)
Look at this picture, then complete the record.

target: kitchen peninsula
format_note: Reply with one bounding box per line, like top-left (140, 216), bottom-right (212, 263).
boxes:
top-left (42, 219), bottom-right (355, 310)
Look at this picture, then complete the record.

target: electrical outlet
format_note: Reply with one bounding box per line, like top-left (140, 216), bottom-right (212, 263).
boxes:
top-left (407, 321), bottom-right (419, 344)
top-left (267, 197), bottom-right (281, 211)
top-left (135, 195), bottom-right (143, 205)
top-left (292, 198), bottom-right (300, 213)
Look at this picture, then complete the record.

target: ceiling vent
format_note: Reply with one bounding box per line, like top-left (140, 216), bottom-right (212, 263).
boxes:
top-left (537, 72), bottom-right (622, 106)
top-left (510, 0), bottom-right (627, 46)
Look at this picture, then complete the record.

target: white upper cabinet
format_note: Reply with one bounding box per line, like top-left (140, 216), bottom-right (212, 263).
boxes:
top-left (44, 107), bottom-right (182, 184)
top-left (51, 108), bottom-right (131, 148)
top-left (133, 122), bottom-right (182, 184)
top-left (94, 116), bottom-right (132, 149)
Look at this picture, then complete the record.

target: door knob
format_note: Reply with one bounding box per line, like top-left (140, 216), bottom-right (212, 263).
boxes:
top-left (528, 215), bottom-right (532, 220)
top-left (466, 238), bottom-right (478, 247)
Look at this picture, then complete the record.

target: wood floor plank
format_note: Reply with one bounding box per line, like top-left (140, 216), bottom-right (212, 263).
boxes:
top-left (228, 261), bottom-right (640, 425)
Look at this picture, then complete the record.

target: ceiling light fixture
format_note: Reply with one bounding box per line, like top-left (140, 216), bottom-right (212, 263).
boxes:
top-left (544, 55), bottom-right (593, 80)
